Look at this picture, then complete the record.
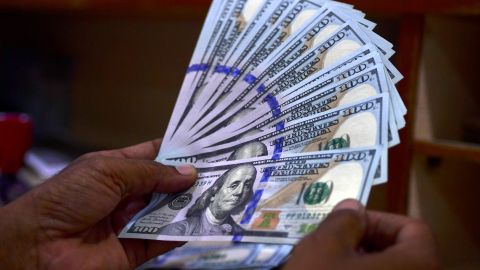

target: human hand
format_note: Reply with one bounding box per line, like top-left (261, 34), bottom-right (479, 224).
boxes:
top-left (284, 199), bottom-right (440, 270)
top-left (0, 139), bottom-right (197, 270)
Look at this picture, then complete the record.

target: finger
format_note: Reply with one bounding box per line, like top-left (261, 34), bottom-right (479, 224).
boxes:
top-left (111, 195), bottom-right (150, 234)
top-left (346, 246), bottom-right (440, 270)
top-left (79, 157), bottom-right (197, 198)
top-left (362, 210), bottom-right (434, 251)
top-left (364, 211), bottom-right (435, 251)
top-left (352, 223), bottom-right (439, 270)
top-left (296, 199), bottom-right (366, 256)
top-left (79, 139), bottom-right (162, 161)
top-left (332, 198), bottom-right (365, 213)
top-left (41, 158), bottom-right (197, 233)
top-left (321, 199), bottom-right (366, 252)
top-left (348, 211), bottom-right (440, 270)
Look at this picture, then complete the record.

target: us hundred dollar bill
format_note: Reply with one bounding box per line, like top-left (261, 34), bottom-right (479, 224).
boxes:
top-left (189, 0), bottom-right (281, 102)
top-left (187, 51), bottom-right (397, 145)
top-left (187, 62), bottom-right (400, 154)
top-left (163, 0), bottom-right (271, 151)
top-left (161, 0), bottom-right (229, 149)
top-left (176, 0), bottom-right (299, 141)
top-left (180, 22), bottom-right (394, 145)
top-left (120, 147), bottom-right (380, 244)
top-left (176, 12), bottom-right (377, 145)
top-left (238, 64), bottom-right (397, 136)
top-left (189, 66), bottom-right (396, 183)
top-left (223, 21), bottom-right (393, 112)
top-left (166, 94), bottom-right (387, 158)
top-left (190, 1), bottom-right (371, 122)
top-left (138, 243), bottom-right (292, 270)
top-left (165, 94), bottom-right (389, 182)
top-left (188, 0), bottom-right (298, 115)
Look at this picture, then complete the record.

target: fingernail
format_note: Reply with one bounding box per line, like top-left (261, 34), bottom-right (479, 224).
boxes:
top-left (176, 164), bottom-right (196, 176)
top-left (333, 199), bottom-right (364, 213)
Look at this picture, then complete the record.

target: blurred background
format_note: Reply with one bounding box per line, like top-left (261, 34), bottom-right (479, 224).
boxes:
top-left (0, 0), bottom-right (479, 269)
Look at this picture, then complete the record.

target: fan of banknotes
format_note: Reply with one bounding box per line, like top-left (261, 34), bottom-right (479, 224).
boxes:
top-left (121, 0), bottom-right (406, 269)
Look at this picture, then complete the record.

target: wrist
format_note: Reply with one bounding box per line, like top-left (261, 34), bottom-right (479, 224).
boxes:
top-left (0, 194), bottom-right (39, 270)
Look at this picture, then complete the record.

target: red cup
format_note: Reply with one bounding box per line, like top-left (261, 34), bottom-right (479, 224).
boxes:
top-left (0, 113), bottom-right (33, 174)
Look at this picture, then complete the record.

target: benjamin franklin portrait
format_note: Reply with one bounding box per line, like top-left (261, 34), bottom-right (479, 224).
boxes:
top-left (227, 141), bottom-right (268, 161)
top-left (158, 164), bottom-right (256, 236)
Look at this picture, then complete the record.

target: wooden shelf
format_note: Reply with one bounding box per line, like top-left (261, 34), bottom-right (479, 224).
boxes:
top-left (414, 139), bottom-right (480, 164)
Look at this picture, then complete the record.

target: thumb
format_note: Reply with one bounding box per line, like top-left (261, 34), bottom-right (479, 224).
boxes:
top-left (73, 157), bottom-right (197, 198)
top-left (29, 156), bottom-right (197, 236)
top-left (298, 199), bottom-right (366, 256)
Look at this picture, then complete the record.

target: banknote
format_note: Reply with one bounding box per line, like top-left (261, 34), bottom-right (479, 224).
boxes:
top-left (188, 1), bottom-right (372, 120)
top-left (175, 45), bottom-right (401, 150)
top-left (164, 94), bottom-right (389, 182)
top-left (188, 0), bottom-right (300, 114)
top-left (192, 3), bottom-right (373, 115)
top-left (229, 23), bottom-right (394, 116)
top-left (185, 52), bottom-right (397, 145)
top-left (220, 20), bottom-right (393, 112)
top-left (166, 0), bottom-right (299, 150)
top-left (162, 0), bottom-right (272, 151)
top-left (176, 22), bottom-right (395, 146)
top-left (193, 0), bottom-right (282, 92)
top-left (161, 0), bottom-right (230, 150)
top-left (138, 243), bottom-right (292, 270)
top-left (120, 147), bottom-right (380, 244)
top-left (164, 94), bottom-right (387, 157)
top-left (122, 0), bottom-right (405, 256)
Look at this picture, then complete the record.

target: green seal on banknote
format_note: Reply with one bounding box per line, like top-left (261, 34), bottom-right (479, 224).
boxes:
top-left (303, 181), bottom-right (333, 205)
top-left (323, 134), bottom-right (350, 150)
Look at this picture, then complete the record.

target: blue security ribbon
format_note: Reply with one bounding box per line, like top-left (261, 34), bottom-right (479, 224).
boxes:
top-left (231, 68), bottom-right (241, 77)
top-left (240, 189), bottom-right (264, 226)
top-left (232, 234), bottom-right (243, 242)
top-left (256, 84), bottom-right (266, 93)
top-left (275, 121), bottom-right (285, 131)
top-left (244, 73), bottom-right (257, 85)
top-left (235, 165), bottom-right (277, 240)
top-left (214, 65), bottom-right (241, 77)
top-left (272, 137), bottom-right (284, 160)
top-left (238, 165), bottom-right (276, 224)
top-left (264, 94), bottom-right (281, 117)
top-left (186, 63), bottom-right (209, 73)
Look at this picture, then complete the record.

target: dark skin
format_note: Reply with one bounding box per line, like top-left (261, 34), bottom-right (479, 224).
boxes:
top-left (0, 139), bottom-right (196, 270)
top-left (284, 199), bottom-right (441, 270)
top-left (0, 139), bottom-right (441, 270)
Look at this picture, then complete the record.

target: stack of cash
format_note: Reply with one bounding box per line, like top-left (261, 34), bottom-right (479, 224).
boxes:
top-left (121, 0), bottom-right (405, 268)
